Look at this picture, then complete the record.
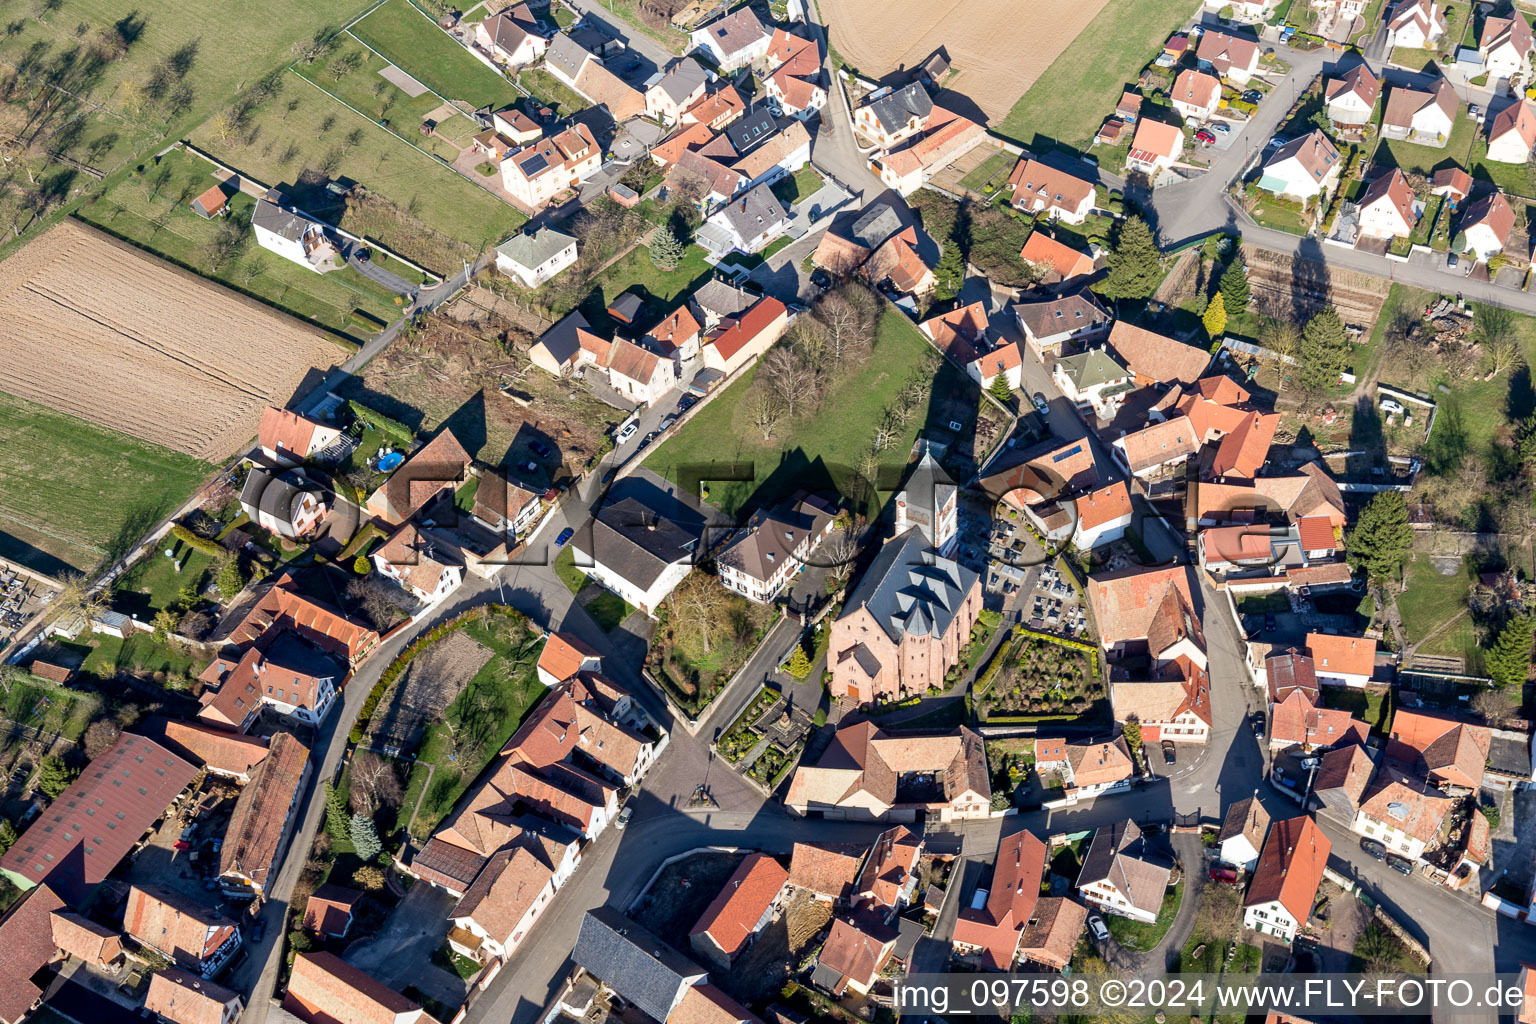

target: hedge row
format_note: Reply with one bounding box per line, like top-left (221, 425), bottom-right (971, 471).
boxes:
top-left (1015, 627), bottom-right (1100, 676)
top-left (170, 524), bottom-right (224, 558)
top-left (347, 400), bottom-right (414, 445)
top-left (348, 604), bottom-right (527, 743)
top-left (975, 628), bottom-right (1023, 697)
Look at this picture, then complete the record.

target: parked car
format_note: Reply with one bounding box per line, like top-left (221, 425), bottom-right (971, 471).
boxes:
top-left (615, 422), bottom-right (638, 444)
top-left (1209, 865), bottom-right (1238, 883)
top-left (1195, 128), bottom-right (1217, 144)
top-left (810, 268), bottom-right (833, 291)
top-left (251, 918), bottom-right (265, 943)
top-left (678, 394), bottom-right (697, 411)
top-left (638, 430), bottom-right (659, 450)
top-left (659, 415), bottom-right (677, 431)
top-left (529, 439), bottom-right (552, 457)
top-left (1031, 392), bottom-right (1050, 414)
top-left (1359, 838), bottom-right (1387, 860)
top-left (555, 527), bottom-right (574, 547)
top-left (615, 805), bottom-right (634, 830)
top-left (1252, 712), bottom-right (1265, 738)
top-left (1386, 854), bottom-right (1414, 876)
top-left (355, 248), bottom-right (371, 263)
top-left (1264, 611), bottom-right (1277, 632)
top-left (1162, 739), bottom-right (1177, 765)
top-left (1210, 121), bottom-right (1230, 134)
top-left (1241, 89), bottom-right (1262, 103)
top-left (1087, 914), bottom-right (1110, 943)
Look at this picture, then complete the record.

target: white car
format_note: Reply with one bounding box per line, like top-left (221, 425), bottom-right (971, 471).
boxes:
top-left (1210, 121), bottom-right (1230, 134)
top-left (615, 805), bottom-right (633, 830)
top-left (615, 422), bottom-right (638, 444)
top-left (1088, 914), bottom-right (1110, 943)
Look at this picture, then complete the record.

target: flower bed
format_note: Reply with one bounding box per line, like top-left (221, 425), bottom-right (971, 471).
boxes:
top-left (716, 686), bottom-right (778, 763)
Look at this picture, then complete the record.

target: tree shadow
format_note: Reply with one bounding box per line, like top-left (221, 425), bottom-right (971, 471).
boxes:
top-left (1507, 362), bottom-right (1535, 424)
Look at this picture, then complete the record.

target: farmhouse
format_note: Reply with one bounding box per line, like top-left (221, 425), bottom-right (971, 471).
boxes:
top-left (690, 853), bottom-right (789, 969)
top-left (1106, 320), bottom-right (1212, 386)
top-left (951, 830), bottom-right (1046, 969)
top-left (125, 884), bottom-right (241, 977)
top-left (1386, 709), bottom-right (1490, 792)
top-left (50, 909), bottom-right (122, 969)
top-left (446, 817), bottom-right (582, 964)
top-left (1076, 819), bottom-right (1171, 923)
top-left (1007, 158), bottom-right (1097, 224)
top-left (1256, 130), bottom-right (1341, 201)
top-left (1382, 79), bottom-right (1457, 144)
top-left (284, 953), bottom-right (431, 1024)
top-left (1270, 690), bottom-right (1368, 752)
top-left (501, 123), bottom-right (602, 208)
top-left (496, 226), bottom-right (578, 287)
top-left (1487, 100), bottom-right (1536, 163)
top-left (690, 6), bottom-right (771, 69)
top-left (1356, 168), bottom-right (1416, 240)
top-left (145, 969), bottom-right (244, 1024)
top-left (1242, 815), bottom-right (1330, 943)
top-left (544, 33), bottom-right (645, 120)
top-left (216, 570), bottom-right (381, 665)
top-left (218, 732), bottom-right (311, 898)
top-left (0, 886), bottom-right (68, 1023)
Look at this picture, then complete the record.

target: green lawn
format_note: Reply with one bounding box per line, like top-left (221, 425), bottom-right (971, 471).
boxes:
top-left (81, 633), bottom-right (203, 681)
top-left (771, 168), bottom-right (826, 207)
top-left (958, 152), bottom-right (1016, 195)
top-left (582, 590), bottom-right (633, 632)
top-left (2, 679), bottom-right (99, 743)
top-left (1349, 0), bottom-right (1387, 44)
top-left (599, 0), bottom-right (692, 52)
top-left (1397, 552), bottom-right (1472, 646)
top-left (554, 546), bottom-right (586, 594)
top-left (1377, 114), bottom-right (1474, 177)
top-left (644, 305), bottom-right (951, 518)
top-left (114, 545), bottom-right (219, 619)
top-left (518, 67), bottom-right (591, 117)
top-left (579, 243), bottom-right (713, 332)
top-left (1105, 878), bottom-right (1183, 952)
top-left (1319, 686), bottom-right (1392, 734)
top-left (189, 71), bottom-right (524, 272)
top-left (0, 392), bottom-right (213, 575)
top-left (78, 150), bottom-right (402, 339)
top-left (1409, 194), bottom-right (1443, 246)
top-left (1248, 193), bottom-right (1311, 235)
top-left (293, 36), bottom-right (443, 131)
top-left (350, 0), bottom-right (520, 109)
top-left (1469, 140), bottom-right (1536, 199)
top-left (761, 236), bottom-right (794, 259)
top-left (996, 0), bottom-right (1202, 149)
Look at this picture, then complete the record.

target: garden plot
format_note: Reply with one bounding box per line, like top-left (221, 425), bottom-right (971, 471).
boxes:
top-left (369, 631), bottom-right (494, 754)
top-left (716, 685), bottom-right (813, 789)
top-left (975, 629), bottom-right (1105, 725)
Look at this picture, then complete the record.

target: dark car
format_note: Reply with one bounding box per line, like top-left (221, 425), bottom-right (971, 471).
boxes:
top-left (1162, 739), bottom-right (1177, 765)
top-left (1241, 89), bottom-right (1262, 103)
top-left (1252, 713), bottom-right (1265, 738)
top-left (601, 468), bottom-right (618, 484)
top-left (638, 431), bottom-right (659, 450)
top-left (251, 918), bottom-right (265, 943)
top-left (810, 268), bottom-right (832, 290)
top-left (1264, 611), bottom-right (1277, 632)
top-left (556, 527), bottom-right (574, 547)
top-left (529, 439), bottom-right (552, 457)
top-left (517, 460), bottom-right (538, 474)
top-left (1386, 854), bottom-right (1414, 876)
top-left (355, 249), bottom-right (371, 263)
top-left (1359, 838), bottom-right (1387, 860)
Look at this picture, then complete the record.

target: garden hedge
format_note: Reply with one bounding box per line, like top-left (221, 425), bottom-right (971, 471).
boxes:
top-left (170, 524), bottom-right (224, 557)
top-left (346, 400), bottom-right (414, 445)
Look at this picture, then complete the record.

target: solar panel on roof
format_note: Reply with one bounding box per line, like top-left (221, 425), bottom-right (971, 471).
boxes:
top-left (522, 153), bottom-right (550, 176)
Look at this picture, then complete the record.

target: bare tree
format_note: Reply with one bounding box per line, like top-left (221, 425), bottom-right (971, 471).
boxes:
top-left (745, 387), bottom-right (785, 441)
top-left (669, 571), bottom-right (731, 655)
top-left (815, 289), bottom-right (864, 365)
top-left (1261, 320), bottom-right (1300, 365)
top-left (47, 571), bottom-right (103, 627)
top-left (1477, 305), bottom-right (1519, 375)
top-left (349, 751), bottom-right (402, 816)
top-left (761, 346), bottom-right (817, 419)
top-left (82, 719), bottom-right (121, 758)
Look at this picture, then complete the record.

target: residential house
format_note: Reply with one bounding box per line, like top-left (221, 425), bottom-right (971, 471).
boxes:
top-left (606, 337), bottom-right (678, 406)
top-left (1087, 563), bottom-right (1207, 658)
top-left (1017, 897), bottom-right (1089, 971)
top-left (1385, 0), bottom-right (1447, 47)
top-left (951, 830), bottom-right (1046, 969)
top-left (717, 492), bottom-right (837, 603)
top-left (731, 119), bottom-right (812, 190)
top-left (1217, 795), bottom-right (1271, 871)
top-left (1488, 100), bottom-right (1536, 163)
top-left (472, 468), bottom-right (542, 539)
top-left (1106, 320), bottom-right (1212, 386)
top-left (1325, 64), bottom-right (1380, 133)
top-left (1198, 524), bottom-right (1277, 574)
top-left (1306, 632), bottom-right (1377, 687)
top-left (1256, 130), bottom-right (1341, 202)
top-left (1126, 118), bottom-right (1184, 176)
top-left (1074, 481), bottom-right (1133, 550)
top-left (1171, 69), bottom-right (1222, 122)
top-left (1019, 231), bottom-right (1096, 286)
top-left (701, 295), bottom-right (789, 376)
top-left (645, 304), bottom-right (704, 363)
top-left (1012, 290), bottom-right (1111, 359)
top-left (544, 33), bottom-right (645, 120)
top-left (1111, 659), bottom-right (1213, 744)
top-left (496, 226), bottom-right (578, 287)
top-left (535, 631), bottom-right (603, 687)
top-left (764, 29), bottom-right (825, 119)
top-left (501, 123), bottom-right (601, 208)
top-left (690, 853), bottom-right (789, 969)
top-left (145, 969), bottom-right (244, 1024)
top-left (0, 886), bottom-right (66, 1024)
top-left (853, 826), bottom-right (923, 911)
top-left (571, 495), bottom-right (703, 615)
top-left (50, 910), bottom-right (123, 968)
top-left (303, 884), bottom-right (363, 938)
top-left (690, 6), bottom-right (770, 69)
top-left (866, 224), bottom-right (937, 295)
top-left (214, 570), bottom-right (380, 665)
top-left (125, 884), bottom-right (241, 977)
top-left (810, 201), bottom-right (901, 276)
top-left (1314, 742), bottom-right (1379, 814)
top-left (198, 632), bottom-right (345, 731)
top-left (1033, 736), bottom-right (1135, 798)
top-left (1196, 30), bottom-right (1262, 83)
top-left (697, 182), bottom-right (790, 256)
top-left (826, 531), bottom-right (980, 703)
top-left (1458, 191), bottom-right (1516, 259)
top-left (284, 952), bottom-right (434, 1024)
top-left (1267, 648), bottom-right (1320, 703)
top-left (1479, 13), bottom-right (1533, 85)
top-left (1382, 79), bottom-right (1457, 144)
top-left (786, 719), bottom-right (991, 822)
top-left (251, 193), bottom-right (339, 271)
top-left (1007, 159), bottom-right (1097, 224)
top-left (372, 521), bottom-right (464, 605)
top-left (789, 843), bottom-right (863, 904)
top-left (920, 301), bottom-right (990, 364)
top-left (1054, 348), bottom-right (1134, 421)
top-left (218, 733), bottom-right (311, 898)
top-left (571, 908), bottom-right (756, 1024)
top-left (1386, 709), bottom-right (1491, 793)
top-left (257, 406), bottom-right (342, 467)
top-left (1270, 690), bottom-right (1368, 752)
top-left (868, 105), bottom-right (987, 195)
top-left (1112, 415), bottom-right (1202, 494)
top-left (1356, 168), bottom-right (1416, 239)
top-left (364, 428), bottom-right (472, 526)
top-left (854, 81), bottom-right (933, 147)
top-left (970, 342), bottom-right (1023, 392)
top-left (647, 58), bottom-right (710, 124)
top-left (683, 83), bottom-right (747, 129)
top-left (1352, 762), bottom-right (1454, 860)
top-left (473, 4), bottom-right (547, 67)
top-left (1431, 166), bottom-right (1473, 202)
top-left (447, 818), bottom-right (581, 964)
top-left (0, 736), bottom-right (196, 904)
top-left (528, 309), bottom-right (611, 376)
top-left (494, 107), bottom-right (544, 144)
top-left (1075, 819), bottom-right (1172, 924)
top-left (814, 913), bottom-right (900, 995)
top-left (1242, 816), bottom-right (1331, 943)
top-left (239, 466), bottom-right (327, 541)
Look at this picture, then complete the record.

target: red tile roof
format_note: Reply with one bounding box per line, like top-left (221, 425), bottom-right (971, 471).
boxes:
top-left (220, 732), bottom-right (311, 893)
top-left (132, 719), bottom-right (270, 780)
top-left (259, 406), bottom-right (327, 458)
top-left (1244, 815), bottom-right (1330, 925)
top-left (816, 913), bottom-right (897, 994)
top-left (690, 853), bottom-right (788, 958)
top-left (1076, 481), bottom-right (1131, 532)
top-left (146, 968), bottom-right (241, 1024)
top-left (1173, 69), bottom-right (1220, 112)
top-left (1386, 709), bottom-right (1491, 790)
top-left (1107, 321), bottom-right (1211, 384)
top-left (303, 885), bottom-right (362, 937)
top-left (50, 909), bottom-right (121, 965)
top-left (1129, 118), bottom-right (1183, 163)
top-left (1017, 896), bottom-right (1087, 969)
top-left (920, 301), bottom-right (990, 362)
top-left (537, 632), bottom-right (602, 683)
top-left (0, 885), bottom-right (66, 1023)
top-left (1297, 516), bottom-right (1337, 551)
top-left (124, 884), bottom-right (239, 970)
top-left (1019, 232), bottom-right (1095, 281)
top-left (224, 572), bottom-right (380, 664)
top-left (284, 951), bottom-right (429, 1024)
top-left (952, 830), bottom-right (1044, 970)
top-left (1305, 632), bottom-right (1376, 678)
top-left (788, 843), bottom-right (863, 903)
top-left (1270, 690), bottom-right (1368, 750)
top-left (1210, 411), bottom-right (1279, 479)
top-left (854, 826), bottom-right (921, 908)
top-left (1087, 565), bottom-right (1195, 650)
top-left (708, 296), bottom-right (787, 363)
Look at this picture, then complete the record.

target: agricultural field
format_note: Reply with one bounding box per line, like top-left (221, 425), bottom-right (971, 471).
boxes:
top-left (0, 220), bottom-right (342, 461)
top-left (822, 0), bottom-right (1112, 123)
top-left (349, 0), bottom-right (521, 110)
top-left (188, 69), bottom-right (524, 271)
top-left (78, 149), bottom-right (403, 339)
top-left (995, 0), bottom-right (1201, 149)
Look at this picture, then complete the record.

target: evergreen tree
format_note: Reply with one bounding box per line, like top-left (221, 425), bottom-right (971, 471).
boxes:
top-left (648, 227), bottom-right (685, 271)
top-left (36, 755), bottom-right (76, 799)
top-left (349, 812), bottom-right (382, 860)
top-left (353, 555), bottom-right (372, 576)
top-left (216, 557), bottom-right (244, 599)
top-left (1297, 306), bottom-right (1349, 393)
top-left (1346, 491), bottom-right (1414, 583)
top-left (1100, 216), bottom-right (1162, 301)
top-left (0, 818), bottom-right (16, 853)
top-left (1121, 717), bottom-right (1142, 758)
top-left (989, 372), bottom-right (1013, 403)
top-left (1203, 292), bottom-right (1227, 339)
top-left (1487, 615), bottom-right (1535, 690)
top-left (324, 783), bottom-right (349, 842)
top-left (1219, 257), bottom-right (1250, 313)
top-left (785, 646), bottom-right (812, 678)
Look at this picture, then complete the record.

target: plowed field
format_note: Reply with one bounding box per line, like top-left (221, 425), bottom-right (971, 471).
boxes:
top-left (0, 220), bottom-right (342, 461)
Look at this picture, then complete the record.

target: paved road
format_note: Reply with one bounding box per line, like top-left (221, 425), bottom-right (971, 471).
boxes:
top-left (563, 0), bottom-right (682, 68)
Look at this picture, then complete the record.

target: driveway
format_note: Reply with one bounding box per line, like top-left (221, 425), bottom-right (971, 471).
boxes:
top-left (347, 248), bottom-right (419, 299)
top-left (345, 881), bottom-right (466, 1007)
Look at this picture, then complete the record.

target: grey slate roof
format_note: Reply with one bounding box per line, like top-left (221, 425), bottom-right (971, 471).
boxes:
top-left (717, 494), bottom-right (836, 583)
top-left (536, 309), bottom-right (596, 368)
top-left (849, 203), bottom-right (902, 250)
top-left (572, 907), bottom-right (706, 1023)
top-left (497, 226), bottom-right (576, 270)
top-left (713, 182), bottom-right (788, 241)
top-left (252, 198), bottom-right (316, 242)
top-left (725, 105), bottom-right (779, 154)
top-left (1012, 290), bottom-right (1110, 340)
top-left (241, 467), bottom-right (322, 530)
top-left (865, 81), bottom-right (933, 136)
top-left (546, 32), bottom-right (591, 81)
top-left (691, 279), bottom-right (756, 320)
top-left (843, 528), bottom-right (976, 644)
top-left (897, 443), bottom-right (955, 538)
top-left (574, 496), bottom-right (699, 589)
top-left (656, 57), bottom-right (709, 104)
